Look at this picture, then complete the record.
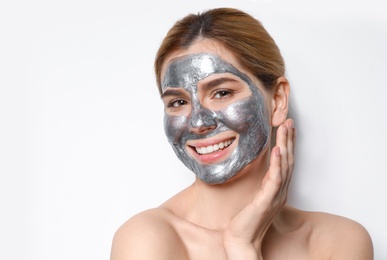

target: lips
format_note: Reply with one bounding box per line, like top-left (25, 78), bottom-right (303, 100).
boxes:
top-left (194, 138), bottom-right (234, 155)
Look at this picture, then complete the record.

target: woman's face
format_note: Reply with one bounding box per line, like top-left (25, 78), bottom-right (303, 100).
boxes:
top-left (160, 39), bottom-right (271, 184)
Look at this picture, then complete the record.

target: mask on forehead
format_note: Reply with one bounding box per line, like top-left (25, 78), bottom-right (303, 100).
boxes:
top-left (162, 53), bottom-right (270, 184)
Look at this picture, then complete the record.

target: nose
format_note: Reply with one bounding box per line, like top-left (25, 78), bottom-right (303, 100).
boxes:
top-left (189, 107), bottom-right (217, 134)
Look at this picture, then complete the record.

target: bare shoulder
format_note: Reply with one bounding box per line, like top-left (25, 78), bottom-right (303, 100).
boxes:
top-left (298, 208), bottom-right (373, 259)
top-left (110, 208), bottom-right (187, 260)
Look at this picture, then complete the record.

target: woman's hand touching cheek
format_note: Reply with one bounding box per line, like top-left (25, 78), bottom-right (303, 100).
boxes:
top-left (223, 119), bottom-right (296, 260)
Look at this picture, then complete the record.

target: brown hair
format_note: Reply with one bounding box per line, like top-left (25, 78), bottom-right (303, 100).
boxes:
top-left (154, 7), bottom-right (285, 94)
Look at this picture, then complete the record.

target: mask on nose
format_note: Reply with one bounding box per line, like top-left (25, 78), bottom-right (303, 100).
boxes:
top-left (190, 106), bottom-right (217, 130)
top-left (162, 53), bottom-right (270, 184)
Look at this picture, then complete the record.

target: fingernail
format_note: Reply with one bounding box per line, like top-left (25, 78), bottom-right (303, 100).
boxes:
top-left (283, 125), bottom-right (288, 135)
top-left (288, 120), bottom-right (293, 129)
top-left (275, 147), bottom-right (281, 157)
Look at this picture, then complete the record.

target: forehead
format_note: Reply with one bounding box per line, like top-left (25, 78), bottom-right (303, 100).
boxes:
top-left (161, 53), bottom-right (253, 93)
top-left (161, 39), bottom-right (253, 83)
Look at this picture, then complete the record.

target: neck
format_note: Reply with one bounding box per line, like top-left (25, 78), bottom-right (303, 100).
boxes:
top-left (185, 150), bottom-right (270, 231)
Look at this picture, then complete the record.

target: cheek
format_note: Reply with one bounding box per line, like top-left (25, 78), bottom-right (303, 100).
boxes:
top-left (219, 98), bottom-right (265, 132)
top-left (164, 114), bottom-right (189, 144)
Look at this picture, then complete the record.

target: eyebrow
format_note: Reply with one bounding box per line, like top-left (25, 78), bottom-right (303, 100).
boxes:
top-left (201, 77), bottom-right (239, 92)
top-left (161, 88), bottom-right (186, 99)
top-left (161, 77), bottom-right (240, 98)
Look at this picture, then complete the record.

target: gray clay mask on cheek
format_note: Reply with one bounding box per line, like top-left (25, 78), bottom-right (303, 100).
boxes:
top-left (162, 53), bottom-right (270, 184)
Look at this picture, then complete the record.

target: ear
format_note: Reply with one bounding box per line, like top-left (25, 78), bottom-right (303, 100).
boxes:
top-left (271, 77), bottom-right (290, 127)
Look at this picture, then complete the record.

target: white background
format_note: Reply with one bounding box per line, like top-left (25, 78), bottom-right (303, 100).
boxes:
top-left (1, 0), bottom-right (386, 259)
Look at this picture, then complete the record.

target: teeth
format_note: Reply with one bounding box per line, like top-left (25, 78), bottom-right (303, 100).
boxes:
top-left (195, 139), bottom-right (233, 155)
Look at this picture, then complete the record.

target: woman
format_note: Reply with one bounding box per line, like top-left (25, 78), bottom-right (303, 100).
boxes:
top-left (111, 8), bottom-right (373, 259)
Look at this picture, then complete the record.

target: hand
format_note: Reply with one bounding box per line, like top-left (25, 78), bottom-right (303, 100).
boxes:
top-left (223, 119), bottom-right (296, 259)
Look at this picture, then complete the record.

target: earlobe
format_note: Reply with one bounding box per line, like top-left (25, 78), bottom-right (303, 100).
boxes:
top-left (271, 77), bottom-right (290, 127)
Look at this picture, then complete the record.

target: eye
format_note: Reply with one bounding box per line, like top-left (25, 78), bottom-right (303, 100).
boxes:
top-left (167, 99), bottom-right (188, 108)
top-left (213, 89), bottom-right (234, 99)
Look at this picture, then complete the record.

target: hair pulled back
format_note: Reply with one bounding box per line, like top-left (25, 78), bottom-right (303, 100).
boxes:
top-left (154, 8), bottom-right (285, 94)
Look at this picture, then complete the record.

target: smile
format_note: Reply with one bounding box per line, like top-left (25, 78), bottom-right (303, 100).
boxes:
top-left (194, 139), bottom-right (234, 155)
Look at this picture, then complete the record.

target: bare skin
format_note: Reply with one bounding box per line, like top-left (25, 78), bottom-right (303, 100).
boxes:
top-left (110, 39), bottom-right (373, 259)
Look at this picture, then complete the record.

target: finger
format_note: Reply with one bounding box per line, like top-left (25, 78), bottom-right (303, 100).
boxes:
top-left (286, 119), bottom-right (294, 177)
top-left (283, 119), bottom-right (295, 192)
top-left (276, 123), bottom-right (288, 184)
top-left (257, 146), bottom-right (282, 204)
top-left (256, 146), bottom-right (283, 230)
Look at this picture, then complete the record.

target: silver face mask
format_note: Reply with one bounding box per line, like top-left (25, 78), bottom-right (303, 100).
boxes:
top-left (162, 53), bottom-right (270, 184)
